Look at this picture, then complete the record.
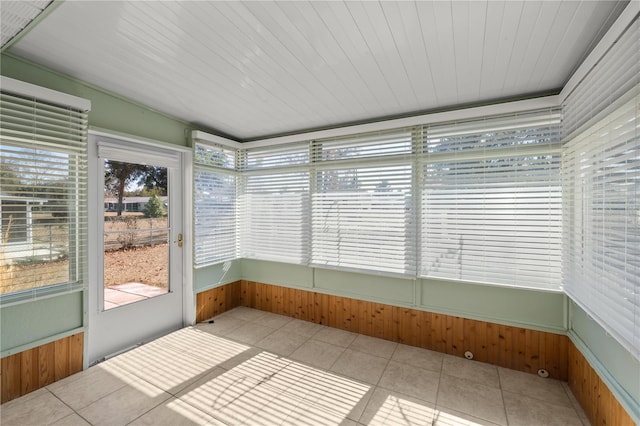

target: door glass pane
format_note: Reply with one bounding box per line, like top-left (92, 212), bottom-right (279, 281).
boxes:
top-left (103, 160), bottom-right (169, 310)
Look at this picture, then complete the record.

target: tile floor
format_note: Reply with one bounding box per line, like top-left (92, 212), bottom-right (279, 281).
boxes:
top-left (1, 307), bottom-right (590, 426)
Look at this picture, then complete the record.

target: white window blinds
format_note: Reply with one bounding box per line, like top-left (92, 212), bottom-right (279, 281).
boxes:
top-left (0, 80), bottom-right (90, 303)
top-left (239, 143), bottom-right (310, 264)
top-left (563, 91), bottom-right (640, 359)
top-left (311, 130), bottom-right (415, 276)
top-left (563, 17), bottom-right (639, 139)
top-left (193, 142), bottom-right (237, 266)
top-left (421, 110), bottom-right (563, 289)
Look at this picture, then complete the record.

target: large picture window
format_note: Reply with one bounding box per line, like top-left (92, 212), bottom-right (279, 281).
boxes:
top-left (193, 111), bottom-right (563, 290)
top-left (0, 80), bottom-right (89, 302)
top-left (421, 111), bottom-right (562, 288)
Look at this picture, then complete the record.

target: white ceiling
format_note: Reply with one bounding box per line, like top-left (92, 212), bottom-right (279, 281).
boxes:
top-left (4, 1), bottom-right (628, 141)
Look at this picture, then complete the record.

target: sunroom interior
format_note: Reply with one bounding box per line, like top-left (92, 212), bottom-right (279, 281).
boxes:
top-left (0, 1), bottom-right (638, 425)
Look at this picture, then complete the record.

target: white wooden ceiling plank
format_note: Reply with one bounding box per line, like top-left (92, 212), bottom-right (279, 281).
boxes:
top-left (184, 1), bottom-right (328, 124)
top-left (536, 2), bottom-right (614, 90)
top-left (415, 1), bottom-right (445, 105)
top-left (379, 1), bottom-right (436, 109)
top-left (477, 1), bottom-right (507, 100)
top-left (512, 1), bottom-right (561, 91)
top-left (306, 1), bottom-right (384, 116)
top-left (273, 2), bottom-right (376, 118)
top-left (235, 1), bottom-right (355, 122)
top-left (526, 1), bottom-right (580, 91)
top-left (221, 1), bottom-right (348, 123)
top-left (490, 1), bottom-right (526, 98)
top-left (451, 0), bottom-right (487, 104)
top-left (353, 1), bottom-right (421, 110)
top-left (431, 1), bottom-right (459, 105)
top-left (205, 3), bottom-right (336, 123)
top-left (321, 1), bottom-right (400, 115)
top-left (343, 1), bottom-right (407, 112)
top-left (500, 1), bottom-right (543, 95)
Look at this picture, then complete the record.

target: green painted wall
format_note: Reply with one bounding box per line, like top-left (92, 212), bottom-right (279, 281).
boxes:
top-left (194, 260), bottom-right (242, 291)
top-left (569, 301), bottom-right (640, 419)
top-left (1, 292), bottom-right (83, 355)
top-left (1, 53), bottom-right (204, 146)
top-left (422, 278), bottom-right (566, 332)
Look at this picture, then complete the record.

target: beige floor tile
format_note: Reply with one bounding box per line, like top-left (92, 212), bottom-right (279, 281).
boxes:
top-left (255, 328), bottom-right (309, 356)
top-left (128, 397), bottom-right (220, 426)
top-left (433, 407), bottom-right (502, 426)
top-left (47, 364), bottom-right (130, 411)
top-left (280, 318), bottom-right (323, 338)
top-left (349, 334), bottom-right (397, 359)
top-left (284, 367), bottom-right (373, 423)
top-left (251, 311), bottom-right (293, 329)
top-left (152, 327), bottom-right (251, 367)
top-left (312, 326), bottom-right (358, 348)
top-left (391, 344), bottom-right (444, 373)
top-left (442, 355), bottom-right (500, 388)
top-left (223, 306), bottom-right (269, 322)
top-left (216, 346), bottom-right (264, 371)
top-left (358, 386), bottom-right (437, 426)
top-left (225, 322), bottom-right (277, 345)
top-left (378, 360), bottom-right (440, 403)
top-left (290, 339), bottom-right (346, 369)
top-left (107, 343), bottom-right (223, 395)
top-left (77, 380), bottom-right (171, 426)
top-left (331, 349), bottom-right (389, 384)
top-left (0, 388), bottom-right (73, 426)
top-left (50, 413), bottom-right (92, 426)
top-left (503, 391), bottom-right (584, 426)
top-left (437, 375), bottom-right (507, 425)
top-left (562, 382), bottom-right (591, 425)
top-left (498, 367), bottom-right (573, 408)
top-left (196, 315), bottom-right (248, 336)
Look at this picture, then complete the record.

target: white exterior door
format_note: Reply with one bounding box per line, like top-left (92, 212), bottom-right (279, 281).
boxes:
top-left (87, 133), bottom-right (190, 364)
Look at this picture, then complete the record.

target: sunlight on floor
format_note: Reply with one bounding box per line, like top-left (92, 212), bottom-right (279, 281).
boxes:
top-left (101, 328), bottom-right (250, 396)
top-left (179, 351), bottom-right (371, 425)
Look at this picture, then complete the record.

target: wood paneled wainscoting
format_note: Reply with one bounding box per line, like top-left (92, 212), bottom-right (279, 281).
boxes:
top-left (1, 333), bottom-right (83, 404)
top-left (568, 341), bottom-right (635, 425)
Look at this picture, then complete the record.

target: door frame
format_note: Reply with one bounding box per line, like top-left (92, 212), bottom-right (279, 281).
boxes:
top-left (85, 129), bottom-right (193, 367)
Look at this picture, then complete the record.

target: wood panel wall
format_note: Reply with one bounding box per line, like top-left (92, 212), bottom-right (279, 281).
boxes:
top-left (195, 281), bottom-right (242, 323)
top-left (568, 340), bottom-right (635, 425)
top-left (1, 332), bottom-right (83, 404)
top-left (239, 280), bottom-right (568, 380)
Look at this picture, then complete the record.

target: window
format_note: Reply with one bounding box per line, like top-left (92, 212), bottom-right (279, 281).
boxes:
top-left (563, 92), bottom-right (639, 359)
top-left (239, 143), bottom-right (310, 264)
top-left (0, 78), bottom-right (90, 302)
top-left (193, 112), bottom-right (563, 291)
top-left (420, 111), bottom-right (563, 289)
top-left (311, 130), bottom-right (415, 276)
top-left (193, 142), bottom-right (238, 266)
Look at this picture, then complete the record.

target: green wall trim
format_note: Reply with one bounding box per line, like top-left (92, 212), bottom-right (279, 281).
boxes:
top-left (568, 330), bottom-right (640, 424)
top-left (194, 260), bottom-right (242, 291)
top-left (241, 259), bottom-right (314, 289)
top-left (421, 278), bottom-right (567, 333)
top-left (1, 291), bottom-right (84, 353)
top-left (569, 301), bottom-right (640, 407)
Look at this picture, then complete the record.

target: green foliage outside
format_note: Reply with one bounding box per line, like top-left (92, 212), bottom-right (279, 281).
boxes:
top-left (143, 195), bottom-right (166, 218)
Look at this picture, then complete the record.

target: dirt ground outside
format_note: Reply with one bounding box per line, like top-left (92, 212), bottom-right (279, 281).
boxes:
top-left (104, 244), bottom-right (168, 288)
top-left (1, 244), bottom-right (169, 294)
